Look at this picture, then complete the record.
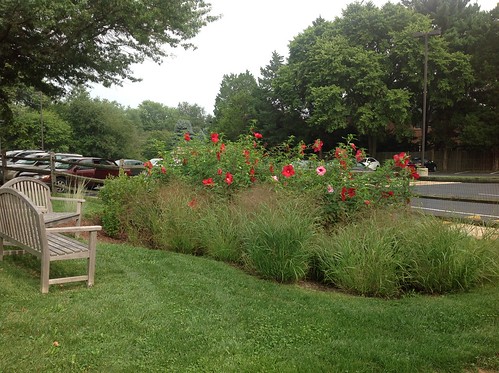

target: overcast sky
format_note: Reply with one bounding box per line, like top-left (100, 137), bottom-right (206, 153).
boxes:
top-left (90, 0), bottom-right (497, 115)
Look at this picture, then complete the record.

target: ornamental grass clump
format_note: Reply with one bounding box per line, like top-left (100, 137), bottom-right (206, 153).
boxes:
top-left (241, 194), bottom-right (319, 283)
top-left (197, 203), bottom-right (244, 263)
top-left (315, 210), bottom-right (499, 297)
top-left (315, 216), bottom-right (404, 298)
top-left (398, 217), bottom-right (499, 293)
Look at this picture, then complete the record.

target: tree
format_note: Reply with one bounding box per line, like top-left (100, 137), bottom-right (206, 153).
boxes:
top-left (401, 0), bottom-right (498, 169)
top-left (0, 0), bottom-right (217, 146)
top-left (55, 91), bottom-right (140, 159)
top-left (6, 104), bottom-right (72, 151)
top-left (277, 9), bottom-right (414, 155)
top-left (177, 102), bottom-right (212, 135)
top-left (137, 101), bottom-right (179, 132)
top-left (213, 71), bottom-right (260, 140)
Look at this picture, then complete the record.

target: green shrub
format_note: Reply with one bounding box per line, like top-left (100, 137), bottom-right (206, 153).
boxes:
top-left (99, 174), bottom-right (155, 238)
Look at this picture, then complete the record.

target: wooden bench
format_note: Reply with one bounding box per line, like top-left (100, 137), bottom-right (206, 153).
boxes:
top-left (0, 187), bottom-right (102, 293)
top-left (1, 177), bottom-right (84, 227)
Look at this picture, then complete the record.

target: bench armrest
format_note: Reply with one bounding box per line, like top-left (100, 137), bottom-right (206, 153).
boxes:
top-left (50, 197), bottom-right (86, 203)
top-left (46, 225), bottom-right (102, 233)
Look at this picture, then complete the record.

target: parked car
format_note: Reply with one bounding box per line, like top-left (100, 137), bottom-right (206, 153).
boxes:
top-left (6, 152), bottom-right (84, 180)
top-left (35, 157), bottom-right (130, 192)
top-left (358, 157), bottom-right (381, 171)
top-left (409, 157), bottom-right (437, 172)
top-left (5, 149), bottom-right (45, 164)
top-left (4, 152), bottom-right (51, 181)
top-left (115, 159), bottom-right (145, 176)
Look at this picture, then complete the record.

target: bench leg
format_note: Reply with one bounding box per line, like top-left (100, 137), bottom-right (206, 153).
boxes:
top-left (87, 231), bottom-right (97, 287)
top-left (0, 238), bottom-right (3, 261)
top-left (41, 253), bottom-right (50, 294)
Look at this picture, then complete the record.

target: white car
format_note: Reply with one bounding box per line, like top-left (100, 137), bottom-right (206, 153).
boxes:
top-left (359, 157), bottom-right (380, 171)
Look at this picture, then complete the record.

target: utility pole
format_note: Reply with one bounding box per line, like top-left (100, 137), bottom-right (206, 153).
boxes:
top-left (40, 91), bottom-right (44, 150)
top-left (413, 29), bottom-right (441, 170)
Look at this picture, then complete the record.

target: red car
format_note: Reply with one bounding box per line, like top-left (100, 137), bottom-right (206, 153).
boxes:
top-left (35, 157), bottom-right (131, 192)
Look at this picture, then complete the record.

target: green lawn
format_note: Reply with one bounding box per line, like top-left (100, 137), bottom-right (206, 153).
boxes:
top-left (1, 242), bottom-right (498, 372)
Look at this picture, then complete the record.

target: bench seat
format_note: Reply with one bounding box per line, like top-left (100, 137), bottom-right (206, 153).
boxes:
top-left (0, 187), bottom-right (101, 293)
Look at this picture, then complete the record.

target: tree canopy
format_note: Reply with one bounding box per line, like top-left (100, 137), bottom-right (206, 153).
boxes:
top-left (0, 0), bottom-right (217, 142)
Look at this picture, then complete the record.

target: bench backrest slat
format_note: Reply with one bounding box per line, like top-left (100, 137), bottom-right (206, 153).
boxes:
top-left (0, 188), bottom-right (45, 256)
top-left (1, 177), bottom-right (53, 213)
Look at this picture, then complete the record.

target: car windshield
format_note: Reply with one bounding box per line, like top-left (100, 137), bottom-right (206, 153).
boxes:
top-left (54, 162), bottom-right (72, 170)
top-left (15, 159), bottom-right (37, 165)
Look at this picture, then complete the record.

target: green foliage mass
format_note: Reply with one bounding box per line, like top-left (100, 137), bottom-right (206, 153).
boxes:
top-left (100, 133), bottom-right (498, 296)
top-left (0, 0), bottom-right (217, 129)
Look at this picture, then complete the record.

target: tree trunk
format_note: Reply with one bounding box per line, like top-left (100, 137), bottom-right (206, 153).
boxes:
top-left (368, 135), bottom-right (377, 157)
top-left (442, 147), bottom-right (448, 172)
top-left (493, 148), bottom-right (499, 172)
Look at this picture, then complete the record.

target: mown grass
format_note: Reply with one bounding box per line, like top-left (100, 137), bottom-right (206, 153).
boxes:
top-left (1, 242), bottom-right (498, 372)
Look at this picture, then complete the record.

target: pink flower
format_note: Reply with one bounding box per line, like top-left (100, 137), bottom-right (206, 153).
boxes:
top-left (254, 132), bottom-right (263, 139)
top-left (364, 200), bottom-right (371, 206)
top-left (355, 149), bottom-right (364, 162)
top-left (350, 143), bottom-right (357, 151)
top-left (217, 168), bottom-right (223, 175)
top-left (316, 166), bottom-right (326, 176)
top-left (211, 133), bottom-right (219, 143)
top-left (160, 166), bottom-right (166, 174)
top-left (272, 175), bottom-right (279, 182)
top-left (327, 185), bottom-right (334, 193)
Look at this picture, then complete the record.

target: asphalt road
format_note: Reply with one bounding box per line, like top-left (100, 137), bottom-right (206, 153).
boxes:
top-left (411, 178), bottom-right (499, 224)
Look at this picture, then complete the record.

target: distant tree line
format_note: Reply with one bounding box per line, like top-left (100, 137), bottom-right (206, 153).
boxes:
top-left (4, 88), bottom-right (213, 160)
top-left (0, 0), bottom-right (497, 169)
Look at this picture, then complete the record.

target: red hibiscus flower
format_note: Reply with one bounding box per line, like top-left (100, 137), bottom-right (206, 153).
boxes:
top-left (161, 166), bottom-right (166, 174)
top-left (312, 139), bottom-right (323, 153)
top-left (341, 187), bottom-right (356, 201)
top-left (184, 133), bottom-right (191, 141)
top-left (281, 164), bottom-right (295, 178)
top-left (220, 143), bottom-right (226, 152)
top-left (144, 160), bottom-right (153, 169)
top-left (355, 149), bottom-right (364, 162)
top-left (202, 178), bottom-right (214, 186)
top-left (364, 200), bottom-right (371, 206)
top-left (188, 199), bottom-right (197, 208)
top-left (350, 143), bottom-right (357, 151)
top-left (225, 172), bottom-right (233, 185)
top-left (217, 168), bottom-right (223, 175)
top-left (211, 133), bottom-right (219, 143)
top-left (216, 151), bottom-right (221, 161)
top-left (249, 167), bottom-right (255, 176)
top-left (393, 152), bottom-right (409, 168)
top-left (254, 132), bottom-right (263, 139)
top-left (382, 191), bottom-right (394, 198)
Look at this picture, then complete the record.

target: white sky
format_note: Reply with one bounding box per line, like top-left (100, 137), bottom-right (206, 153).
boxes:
top-left (90, 0), bottom-right (497, 115)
